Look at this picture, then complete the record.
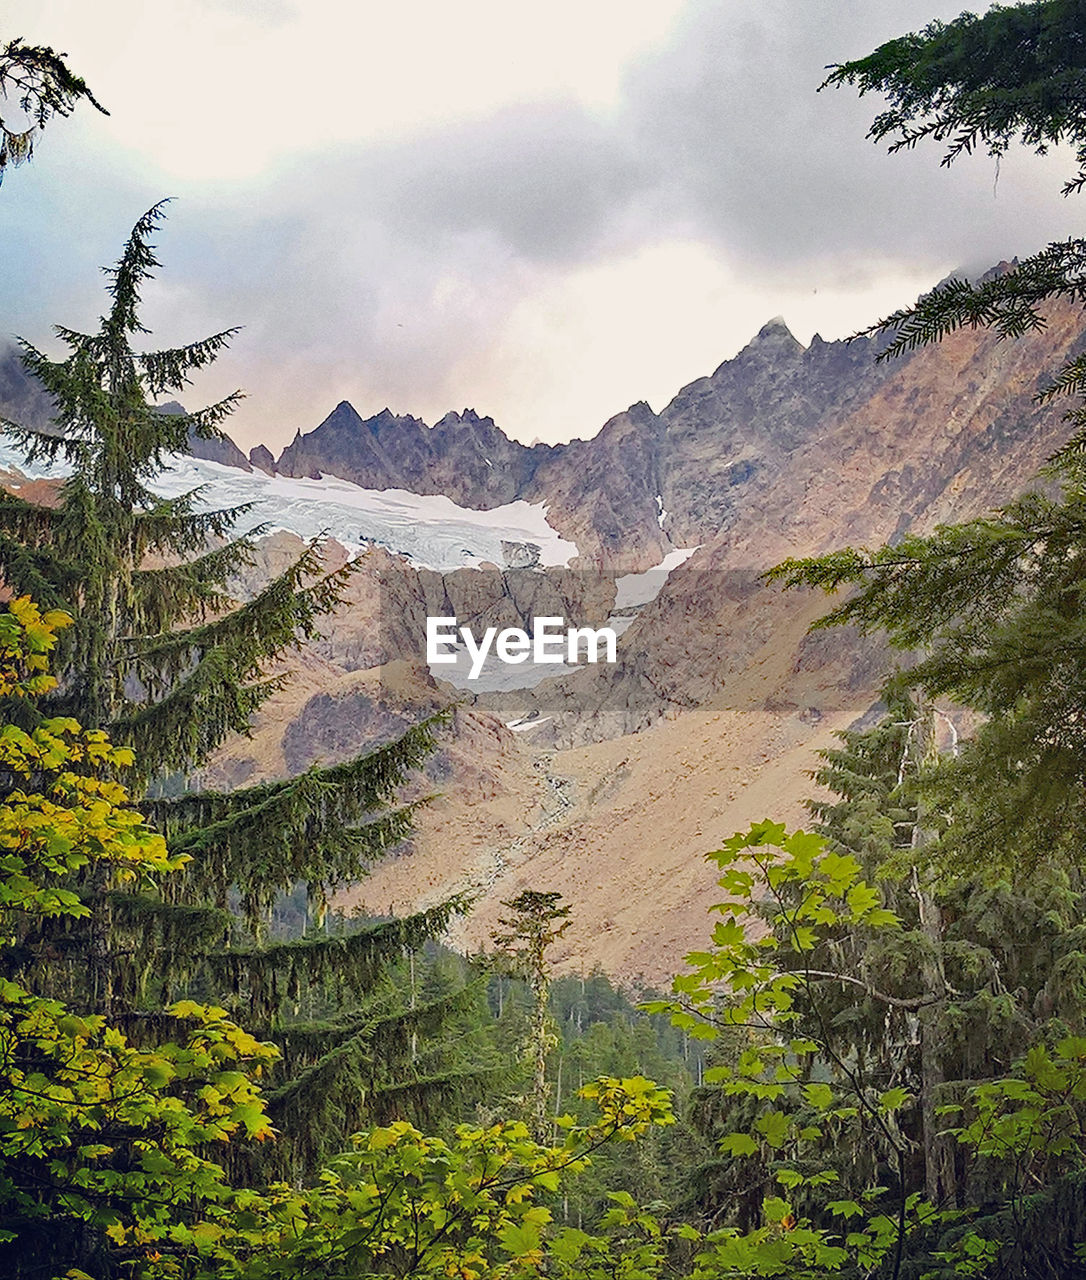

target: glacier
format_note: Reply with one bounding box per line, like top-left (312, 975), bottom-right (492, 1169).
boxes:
top-left (0, 439), bottom-right (579, 573)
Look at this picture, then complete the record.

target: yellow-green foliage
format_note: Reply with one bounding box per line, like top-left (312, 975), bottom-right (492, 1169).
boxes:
top-left (0, 599), bottom-right (278, 1277)
top-left (228, 1077), bottom-right (674, 1280)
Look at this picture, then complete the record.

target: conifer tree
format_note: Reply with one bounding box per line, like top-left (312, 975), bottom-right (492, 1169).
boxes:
top-left (806, 696), bottom-right (1086, 1203)
top-left (750, 9), bottom-right (1086, 1253)
top-left (0, 204), bottom-right (481, 1177)
top-left (820, 711), bottom-right (1086, 1262)
top-left (770, 466), bottom-right (1086, 877)
top-left (770, 0), bottom-right (1086, 880)
top-left (493, 890), bottom-right (571, 1140)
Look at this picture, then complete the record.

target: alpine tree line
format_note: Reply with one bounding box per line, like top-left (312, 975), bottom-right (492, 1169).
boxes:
top-left (5, 2), bottom-right (1086, 1275)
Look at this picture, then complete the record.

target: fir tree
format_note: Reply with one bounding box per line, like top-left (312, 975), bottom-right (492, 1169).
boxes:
top-left (0, 204), bottom-right (482, 1177)
top-left (493, 890), bottom-right (571, 1141)
top-left (805, 696), bottom-right (1086, 1205)
top-left (745, 9), bottom-right (1086, 1257)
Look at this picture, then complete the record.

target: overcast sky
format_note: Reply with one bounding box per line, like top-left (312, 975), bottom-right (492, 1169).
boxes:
top-left (1, 0), bottom-right (1081, 453)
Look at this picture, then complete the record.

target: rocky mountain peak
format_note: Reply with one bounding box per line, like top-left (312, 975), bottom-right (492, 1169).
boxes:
top-left (434, 408), bottom-right (492, 430)
top-left (624, 400), bottom-right (657, 424)
top-left (249, 444), bottom-right (275, 474)
top-left (742, 315), bottom-right (804, 357)
top-left (184, 428), bottom-right (252, 471)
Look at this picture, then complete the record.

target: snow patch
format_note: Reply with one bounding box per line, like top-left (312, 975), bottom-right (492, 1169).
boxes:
top-left (506, 716), bottom-right (553, 733)
top-left (0, 438), bottom-right (579, 572)
top-left (613, 548), bottom-right (697, 610)
top-left (431, 639), bottom-right (586, 693)
top-left (607, 615), bottom-right (638, 638)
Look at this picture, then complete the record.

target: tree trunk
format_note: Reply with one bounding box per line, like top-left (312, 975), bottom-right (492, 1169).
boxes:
top-left (907, 703), bottom-right (957, 1207)
top-left (914, 870), bottom-right (956, 1206)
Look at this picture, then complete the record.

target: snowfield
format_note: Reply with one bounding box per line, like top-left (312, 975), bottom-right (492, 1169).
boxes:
top-left (613, 547), bottom-right (697, 609)
top-left (0, 440), bottom-right (580, 572)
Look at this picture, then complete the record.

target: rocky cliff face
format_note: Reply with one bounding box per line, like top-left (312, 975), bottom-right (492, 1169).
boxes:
top-left (0, 343), bottom-right (55, 432)
top-left (478, 298), bottom-right (1086, 745)
top-left (276, 403), bottom-right (550, 509)
top-left (268, 300), bottom-right (1074, 572)
top-left (523, 401), bottom-right (670, 569)
top-left (183, 425), bottom-right (252, 471)
top-left (656, 319), bottom-right (896, 546)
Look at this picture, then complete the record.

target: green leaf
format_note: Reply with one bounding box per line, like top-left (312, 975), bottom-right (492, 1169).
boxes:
top-left (755, 1110), bottom-right (790, 1148)
top-left (803, 1082), bottom-right (834, 1110)
top-left (878, 1087), bottom-right (910, 1113)
top-left (719, 1132), bottom-right (759, 1157)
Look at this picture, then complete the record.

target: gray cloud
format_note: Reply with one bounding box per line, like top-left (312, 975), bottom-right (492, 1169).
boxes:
top-left (301, 0), bottom-right (1078, 279)
top-left (359, 101), bottom-right (652, 265)
top-left (3, 0), bottom-right (1081, 451)
top-left (623, 0), bottom-right (1080, 277)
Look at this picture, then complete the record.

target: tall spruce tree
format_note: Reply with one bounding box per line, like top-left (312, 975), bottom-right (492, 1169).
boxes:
top-left (748, 8), bottom-right (1086, 1258)
top-left (493, 890), bottom-right (572, 1141)
top-left (0, 203), bottom-right (486, 1177)
top-left (770, 463), bottom-right (1086, 877)
top-left (770, 0), bottom-right (1086, 878)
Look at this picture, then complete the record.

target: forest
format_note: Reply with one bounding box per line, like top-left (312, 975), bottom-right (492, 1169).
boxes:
top-left (4, 1), bottom-right (1086, 1276)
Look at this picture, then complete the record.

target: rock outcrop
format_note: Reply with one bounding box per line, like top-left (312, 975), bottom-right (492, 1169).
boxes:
top-left (264, 299), bottom-right (1082, 575)
top-left (249, 444), bottom-right (276, 473)
top-left (0, 344), bottom-right (55, 432)
top-left (182, 425), bottom-right (252, 470)
top-left (276, 403), bottom-right (550, 509)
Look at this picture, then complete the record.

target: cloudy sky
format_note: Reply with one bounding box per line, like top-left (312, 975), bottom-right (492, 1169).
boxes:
top-left (0, 0), bottom-right (1081, 453)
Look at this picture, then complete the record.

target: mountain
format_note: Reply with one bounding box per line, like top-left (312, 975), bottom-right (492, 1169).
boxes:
top-left (0, 342), bottom-right (55, 431)
top-left (491, 291), bottom-right (1086, 748)
top-left (4, 271), bottom-right (1086, 979)
top-left (188, 283), bottom-right (1086, 978)
top-left (277, 404), bottom-right (546, 508)
top-left (259, 318), bottom-right (916, 570)
top-left (154, 399), bottom-right (254, 470)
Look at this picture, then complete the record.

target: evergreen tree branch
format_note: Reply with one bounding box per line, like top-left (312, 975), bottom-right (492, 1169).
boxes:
top-left (269, 986), bottom-right (486, 1075)
top-left (822, 3), bottom-right (1086, 184)
top-left (210, 901), bottom-right (469, 1023)
top-left (844, 241), bottom-right (1086, 361)
top-left (0, 37), bottom-right (107, 182)
top-left (124, 539), bottom-right (349, 671)
top-left (130, 494), bottom-right (258, 558)
top-left (146, 714), bottom-right (445, 833)
top-left (127, 537), bottom-right (256, 637)
top-left (102, 200), bottom-right (172, 340)
top-left (110, 649), bottom-right (284, 775)
top-left (178, 803), bottom-right (428, 926)
top-left (137, 333), bottom-right (244, 399)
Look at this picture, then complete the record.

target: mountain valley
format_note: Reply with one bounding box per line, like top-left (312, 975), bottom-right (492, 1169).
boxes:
top-left (4, 273), bottom-right (1084, 980)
